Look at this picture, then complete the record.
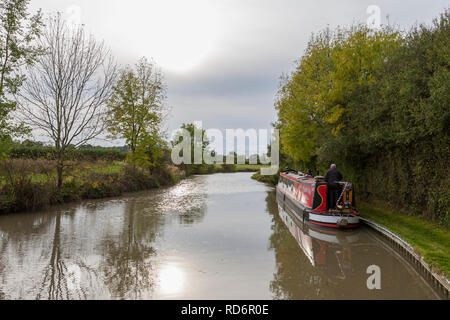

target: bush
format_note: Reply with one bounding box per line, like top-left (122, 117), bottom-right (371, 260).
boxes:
top-left (0, 160), bottom-right (58, 213)
top-left (220, 164), bottom-right (237, 173)
top-left (8, 145), bottom-right (127, 161)
top-left (152, 166), bottom-right (180, 186)
top-left (0, 181), bottom-right (58, 213)
top-left (61, 178), bottom-right (83, 202)
top-left (0, 160), bottom-right (180, 214)
top-left (119, 165), bottom-right (158, 192)
top-left (81, 178), bottom-right (122, 199)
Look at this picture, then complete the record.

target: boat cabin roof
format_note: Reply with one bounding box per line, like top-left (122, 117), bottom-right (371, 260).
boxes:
top-left (280, 171), bottom-right (320, 185)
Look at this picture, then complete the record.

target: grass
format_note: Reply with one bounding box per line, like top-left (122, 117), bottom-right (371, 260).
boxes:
top-left (1, 162), bottom-right (264, 186)
top-left (0, 161), bottom-right (125, 185)
top-left (213, 164), bottom-right (269, 172)
top-left (359, 202), bottom-right (450, 278)
top-left (0, 159), bottom-right (181, 214)
top-left (67, 161), bottom-right (123, 177)
top-left (235, 164), bottom-right (267, 171)
top-left (251, 171), bottom-right (278, 185)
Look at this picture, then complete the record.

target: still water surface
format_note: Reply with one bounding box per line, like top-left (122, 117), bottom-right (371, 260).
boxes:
top-left (0, 173), bottom-right (443, 299)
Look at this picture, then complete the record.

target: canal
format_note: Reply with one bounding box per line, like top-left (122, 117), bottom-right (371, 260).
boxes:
top-left (0, 173), bottom-right (444, 299)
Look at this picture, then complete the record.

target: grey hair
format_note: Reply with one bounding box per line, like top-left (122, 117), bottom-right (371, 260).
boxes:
top-left (331, 164), bottom-right (337, 169)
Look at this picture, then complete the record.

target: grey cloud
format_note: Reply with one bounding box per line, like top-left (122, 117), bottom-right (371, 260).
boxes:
top-left (29, 0), bottom-right (449, 146)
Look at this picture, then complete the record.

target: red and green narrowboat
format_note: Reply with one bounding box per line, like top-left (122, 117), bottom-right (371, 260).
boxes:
top-left (276, 170), bottom-right (360, 229)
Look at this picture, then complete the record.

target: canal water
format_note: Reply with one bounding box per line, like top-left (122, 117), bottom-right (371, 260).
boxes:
top-left (0, 173), bottom-right (444, 299)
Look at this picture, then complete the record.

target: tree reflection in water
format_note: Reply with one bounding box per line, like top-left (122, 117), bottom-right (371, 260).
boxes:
top-left (99, 179), bottom-right (208, 299)
top-left (37, 213), bottom-right (70, 299)
top-left (0, 209), bottom-right (63, 299)
top-left (100, 200), bottom-right (162, 299)
top-left (0, 239), bottom-right (5, 300)
top-left (1, 174), bottom-right (440, 300)
top-left (0, 176), bottom-right (209, 300)
top-left (36, 211), bottom-right (99, 300)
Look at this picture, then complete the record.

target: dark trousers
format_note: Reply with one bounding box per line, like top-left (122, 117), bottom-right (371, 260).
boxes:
top-left (327, 185), bottom-right (340, 210)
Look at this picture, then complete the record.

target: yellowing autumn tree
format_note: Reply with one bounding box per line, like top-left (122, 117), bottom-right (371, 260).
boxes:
top-left (275, 10), bottom-right (449, 223)
top-left (106, 57), bottom-right (168, 171)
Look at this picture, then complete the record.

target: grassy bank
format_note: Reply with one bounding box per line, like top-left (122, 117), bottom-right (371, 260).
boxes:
top-left (0, 160), bottom-right (269, 215)
top-left (0, 159), bottom-right (181, 214)
top-left (183, 163), bottom-right (266, 176)
top-left (359, 202), bottom-right (450, 278)
top-left (216, 164), bottom-right (266, 173)
top-left (251, 171), bottom-right (278, 185)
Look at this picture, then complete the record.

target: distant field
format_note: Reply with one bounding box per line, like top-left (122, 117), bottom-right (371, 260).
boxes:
top-left (0, 160), bottom-right (125, 185)
top-left (0, 161), bottom-right (266, 186)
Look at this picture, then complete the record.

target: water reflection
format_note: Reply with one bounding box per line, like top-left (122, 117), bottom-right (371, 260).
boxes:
top-left (157, 178), bottom-right (208, 226)
top-left (99, 200), bottom-right (158, 299)
top-left (37, 212), bottom-right (75, 300)
top-left (158, 264), bottom-right (185, 295)
top-left (0, 176), bottom-right (209, 300)
top-left (0, 173), bottom-right (444, 300)
top-left (269, 191), bottom-right (443, 300)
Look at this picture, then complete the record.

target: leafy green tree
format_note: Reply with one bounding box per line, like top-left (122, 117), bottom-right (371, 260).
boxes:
top-left (275, 9), bottom-right (449, 224)
top-left (171, 123), bottom-right (212, 175)
top-left (107, 57), bottom-right (167, 169)
top-left (275, 28), bottom-right (334, 165)
top-left (0, 0), bottom-right (43, 156)
top-left (128, 133), bottom-right (168, 173)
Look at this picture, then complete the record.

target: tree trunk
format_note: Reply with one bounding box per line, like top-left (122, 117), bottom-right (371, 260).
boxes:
top-left (56, 155), bottom-right (64, 191)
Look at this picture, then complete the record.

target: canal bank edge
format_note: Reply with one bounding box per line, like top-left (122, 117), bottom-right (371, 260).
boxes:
top-left (0, 165), bottom-right (262, 215)
top-left (360, 217), bottom-right (449, 299)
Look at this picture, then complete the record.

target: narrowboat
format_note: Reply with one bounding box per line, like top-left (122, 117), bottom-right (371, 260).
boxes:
top-left (276, 170), bottom-right (360, 229)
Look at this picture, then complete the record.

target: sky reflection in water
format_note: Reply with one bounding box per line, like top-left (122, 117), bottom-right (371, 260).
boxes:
top-left (0, 173), bottom-right (443, 300)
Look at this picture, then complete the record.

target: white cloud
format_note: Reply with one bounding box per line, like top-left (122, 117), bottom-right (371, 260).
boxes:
top-left (29, 0), bottom-right (449, 145)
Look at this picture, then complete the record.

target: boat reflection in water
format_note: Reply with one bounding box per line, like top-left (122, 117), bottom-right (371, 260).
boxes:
top-left (277, 200), bottom-right (359, 281)
top-left (272, 193), bottom-right (444, 299)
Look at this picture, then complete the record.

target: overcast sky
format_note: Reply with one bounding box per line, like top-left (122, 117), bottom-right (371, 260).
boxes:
top-left (29, 0), bottom-right (448, 149)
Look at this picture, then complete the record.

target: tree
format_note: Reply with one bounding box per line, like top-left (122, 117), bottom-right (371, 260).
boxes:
top-left (275, 9), bottom-right (450, 223)
top-left (17, 14), bottom-right (117, 189)
top-left (275, 28), bottom-right (334, 167)
top-left (0, 0), bottom-right (43, 156)
top-left (171, 123), bottom-right (212, 175)
top-left (275, 25), bottom-right (402, 170)
top-left (106, 57), bottom-right (167, 169)
top-left (175, 123), bottom-right (210, 154)
top-left (128, 133), bottom-right (168, 174)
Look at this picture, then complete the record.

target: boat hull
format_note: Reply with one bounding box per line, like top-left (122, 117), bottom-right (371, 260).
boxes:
top-left (276, 185), bottom-right (360, 229)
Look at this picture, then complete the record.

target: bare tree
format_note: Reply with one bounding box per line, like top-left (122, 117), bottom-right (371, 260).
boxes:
top-left (17, 14), bottom-right (117, 189)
